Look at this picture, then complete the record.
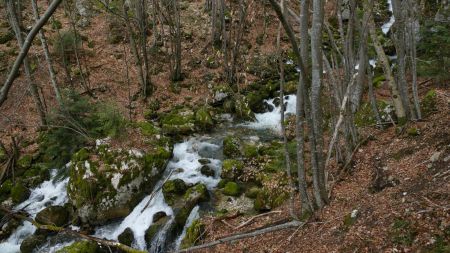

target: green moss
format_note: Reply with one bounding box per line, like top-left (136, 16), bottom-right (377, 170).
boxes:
top-left (421, 89), bottom-right (437, 116)
top-left (0, 179), bottom-right (13, 197)
top-left (217, 179), bottom-right (228, 188)
top-left (180, 219), bottom-right (205, 249)
top-left (223, 182), bottom-right (240, 196)
top-left (246, 92), bottom-right (266, 113)
top-left (137, 121), bottom-right (159, 136)
top-left (184, 184), bottom-right (209, 203)
top-left (242, 144), bottom-right (259, 158)
top-left (35, 205), bottom-right (69, 227)
top-left (245, 186), bottom-right (260, 199)
top-left (195, 107), bottom-right (214, 129)
top-left (56, 240), bottom-right (99, 253)
top-left (20, 235), bottom-right (46, 253)
top-left (11, 182), bottom-right (30, 203)
top-left (162, 179), bottom-right (187, 205)
top-left (221, 159), bottom-right (244, 180)
top-left (118, 228), bottom-right (134, 246)
top-left (223, 136), bottom-right (241, 159)
top-left (17, 154), bottom-right (33, 170)
top-left (160, 108), bottom-right (196, 135)
top-left (407, 127), bottom-right (420, 136)
top-left (354, 101), bottom-right (390, 127)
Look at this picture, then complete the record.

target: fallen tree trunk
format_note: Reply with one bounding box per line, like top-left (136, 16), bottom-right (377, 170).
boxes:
top-left (0, 206), bottom-right (146, 253)
top-left (0, 0), bottom-right (63, 107)
top-left (176, 220), bottom-right (304, 253)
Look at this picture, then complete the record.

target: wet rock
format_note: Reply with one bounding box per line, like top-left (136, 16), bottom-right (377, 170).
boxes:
top-left (0, 218), bottom-right (20, 240)
top-left (145, 216), bottom-right (170, 245)
top-left (118, 227), bottom-right (134, 247)
top-left (162, 179), bottom-right (188, 205)
top-left (211, 84), bottom-right (232, 106)
top-left (153, 211), bottom-right (167, 223)
top-left (35, 205), bottom-right (69, 227)
top-left (197, 158), bottom-right (210, 165)
top-left (20, 234), bottom-right (46, 253)
top-left (200, 165), bottom-right (215, 177)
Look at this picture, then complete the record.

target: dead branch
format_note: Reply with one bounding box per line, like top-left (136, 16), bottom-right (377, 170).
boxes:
top-left (175, 220), bottom-right (304, 253)
top-left (0, 206), bottom-right (146, 253)
top-left (235, 210), bottom-right (282, 230)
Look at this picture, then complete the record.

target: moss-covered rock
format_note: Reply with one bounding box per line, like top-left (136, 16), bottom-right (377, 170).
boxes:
top-left (35, 205), bottom-right (69, 227)
top-left (160, 108), bottom-right (196, 135)
top-left (245, 186), bottom-right (260, 199)
top-left (242, 144), bottom-right (259, 158)
top-left (180, 219), bottom-right (205, 249)
top-left (67, 132), bottom-right (172, 225)
top-left (221, 159), bottom-right (244, 180)
top-left (246, 91), bottom-right (267, 113)
top-left (223, 136), bottom-right (241, 159)
top-left (200, 165), bottom-right (215, 177)
top-left (235, 95), bottom-right (256, 120)
top-left (0, 179), bottom-right (13, 197)
top-left (195, 107), bottom-right (214, 129)
top-left (17, 154), bottom-right (33, 170)
top-left (223, 182), bottom-right (240, 196)
top-left (211, 84), bottom-right (233, 106)
top-left (20, 234), bottom-right (46, 253)
top-left (118, 227), bottom-right (135, 247)
top-left (162, 179), bottom-right (187, 205)
top-left (56, 240), bottom-right (99, 253)
top-left (145, 216), bottom-right (170, 244)
top-left (11, 182), bottom-right (30, 203)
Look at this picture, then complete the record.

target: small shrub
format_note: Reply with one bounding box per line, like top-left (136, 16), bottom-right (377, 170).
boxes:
top-left (53, 30), bottom-right (81, 61)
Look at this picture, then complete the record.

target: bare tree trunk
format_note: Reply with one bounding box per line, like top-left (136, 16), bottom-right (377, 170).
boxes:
top-left (138, 0), bottom-right (151, 97)
top-left (0, 0), bottom-right (63, 108)
top-left (365, 0), bottom-right (406, 123)
top-left (392, 0), bottom-right (414, 119)
top-left (407, 0), bottom-right (422, 119)
top-left (230, 0), bottom-right (247, 84)
top-left (296, 0), bottom-right (313, 214)
top-left (220, 0), bottom-right (229, 81)
top-left (310, 0), bottom-right (328, 207)
top-left (31, 0), bottom-right (62, 106)
top-left (367, 63), bottom-right (382, 124)
top-left (5, 0), bottom-right (47, 125)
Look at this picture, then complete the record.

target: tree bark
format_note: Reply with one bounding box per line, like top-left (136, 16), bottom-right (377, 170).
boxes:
top-left (365, 0), bottom-right (406, 123)
top-left (31, 0), bottom-right (62, 106)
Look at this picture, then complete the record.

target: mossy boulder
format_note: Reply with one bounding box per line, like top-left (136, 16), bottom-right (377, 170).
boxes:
top-left (221, 159), bottom-right (244, 180)
top-left (0, 179), bottom-right (13, 197)
top-left (17, 154), bottom-right (33, 170)
top-left (162, 179), bottom-right (188, 205)
top-left (242, 144), bottom-right (259, 158)
top-left (20, 234), bottom-right (46, 253)
top-left (195, 107), bottom-right (214, 129)
top-left (11, 182), bottom-right (30, 203)
top-left (180, 219), bottom-right (205, 249)
top-left (223, 136), bottom-right (241, 159)
top-left (246, 91), bottom-right (267, 113)
top-left (35, 205), bottom-right (69, 227)
top-left (200, 165), bottom-right (215, 177)
top-left (67, 133), bottom-right (172, 225)
top-left (145, 216), bottom-right (170, 244)
top-left (56, 240), bottom-right (99, 253)
top-left (160, 108), bottom-right (196, 135)
top-left (118, 227), bottom-right (135, 246)
top-left (235, 95), bottom-right (256, 120)
top-left (223, 182), bottom-right (240, 196)
top-left (245, 186), bottom-right (260, 199)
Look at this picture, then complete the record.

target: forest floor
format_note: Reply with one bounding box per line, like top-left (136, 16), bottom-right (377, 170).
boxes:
top-left (195, 88), bottom-right (449, 253)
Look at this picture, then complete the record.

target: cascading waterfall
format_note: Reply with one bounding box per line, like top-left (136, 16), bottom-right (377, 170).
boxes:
top-left (382, 0), bottom-right (395, 34)
top-left (0, 170), bottom-right (69, 253)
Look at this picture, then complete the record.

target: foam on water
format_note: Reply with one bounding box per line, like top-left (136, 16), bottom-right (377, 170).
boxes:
top-left (242, 94), bottom-right (297, 133)
top-left (0, 170), bottom-right (69, 253)
top-left (95, 137), bottom-right (221, 250)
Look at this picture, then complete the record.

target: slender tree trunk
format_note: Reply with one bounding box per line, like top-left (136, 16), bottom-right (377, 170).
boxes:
top-left (367, 63), bottom-right (382, 124)
top-left (310, 0), bottom-right (328, 207)
top-left (31, 0), bottom-right (62, 106)
top-left (392, 0), bottom-right (414, 119)
top-left (296, 0), bottom-right (313, 214)
top-left (138, 0), bottom-right (151, 97)
top-left (408, 0), bottom-right (422, 119)
top-left (6, 0), bottom-right (47, 125)
top-left (365, 0), bottom-right (406, 123)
